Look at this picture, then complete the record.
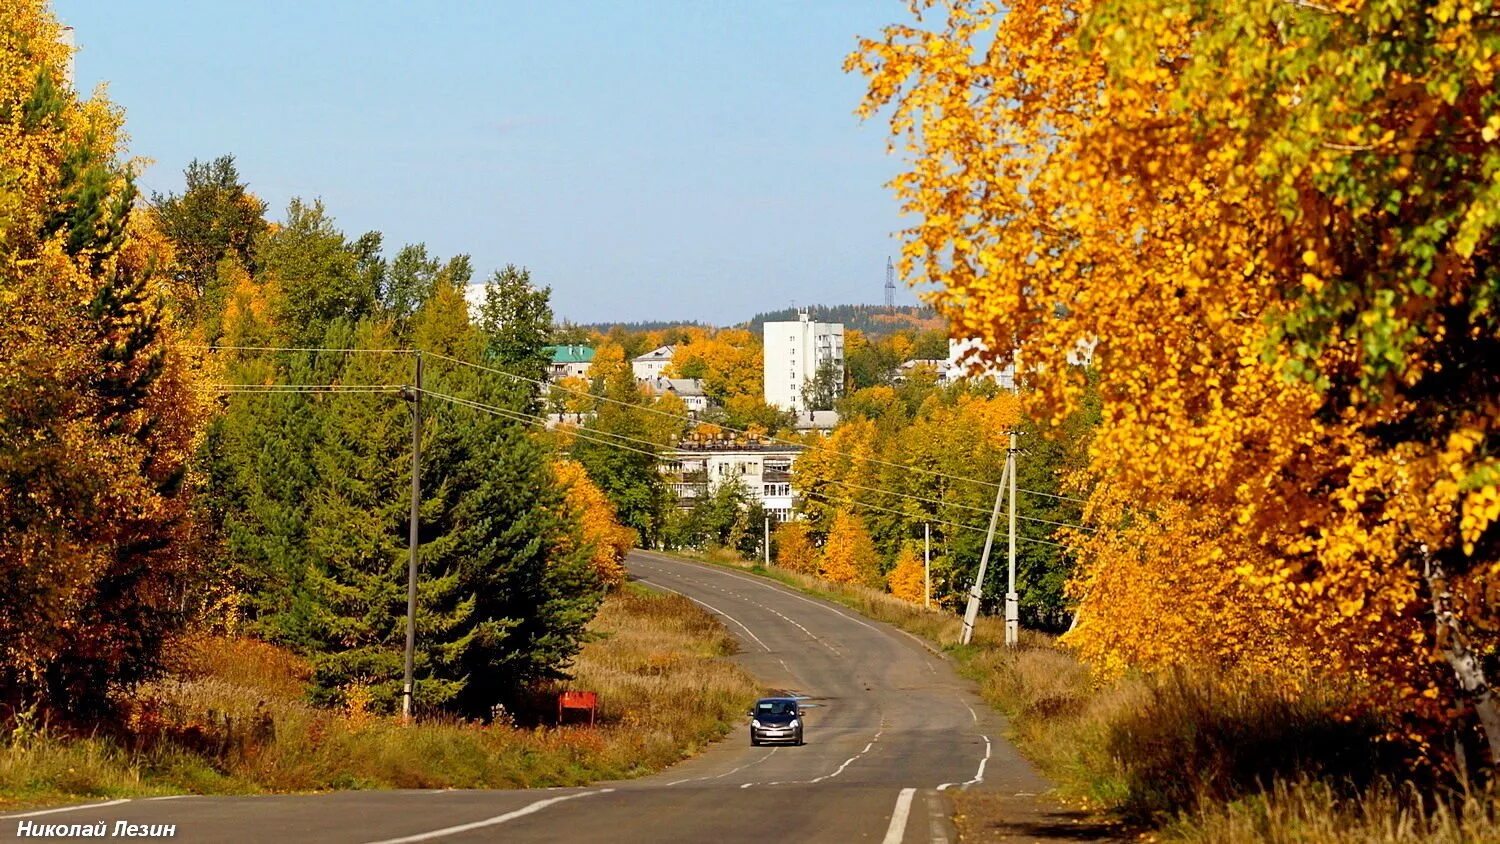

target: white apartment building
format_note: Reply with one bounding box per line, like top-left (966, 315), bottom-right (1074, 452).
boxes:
top-left (660, 443), bottom-right (801, 523)
top-left (632, 346), bottom-right (675, 380)
top-left (763, 313), bottom-right (844, 412)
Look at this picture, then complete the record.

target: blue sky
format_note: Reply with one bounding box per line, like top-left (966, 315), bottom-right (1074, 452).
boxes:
top-left (56, 1), bottom-right (917, 325)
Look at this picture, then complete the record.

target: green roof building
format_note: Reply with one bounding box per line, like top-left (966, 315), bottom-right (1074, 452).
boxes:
top-left (544, 345), bottom-right (595, 381)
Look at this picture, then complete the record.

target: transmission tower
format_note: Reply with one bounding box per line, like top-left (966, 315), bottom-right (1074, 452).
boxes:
top-left (885, 257), bottom-right (896, 310)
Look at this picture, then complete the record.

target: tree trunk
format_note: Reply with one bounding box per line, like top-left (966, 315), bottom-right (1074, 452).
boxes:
top-left (1424, 550), bottom-right (1500, 768)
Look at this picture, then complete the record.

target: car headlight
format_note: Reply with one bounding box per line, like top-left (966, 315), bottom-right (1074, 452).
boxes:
top-left (751, 719), bottom-right (762, 728)
top-left (789, 719), bottom-right (800, 728)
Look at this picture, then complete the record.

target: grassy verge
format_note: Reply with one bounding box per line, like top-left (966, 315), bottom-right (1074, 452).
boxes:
top-left (0, 584), bottom-right (759, 810)
top-left (660, 549), bottom-right (1500, 843)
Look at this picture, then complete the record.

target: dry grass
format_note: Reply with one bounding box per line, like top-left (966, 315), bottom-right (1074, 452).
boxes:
top-left (1168, 779), bottom-right (1500, 843)
top-left (675, 551), bottom-right (1500, 843)
top-left (0, 585), bottom-right (759, 809)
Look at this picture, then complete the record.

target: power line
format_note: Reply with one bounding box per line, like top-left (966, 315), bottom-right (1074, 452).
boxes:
top-left (421, 350), bottom-right (1083, 505)
top-left (206, 376), bottom-right (1075, 550)
top-left (816, 477), bottom-right (1094, 532)
top-left (418, 389), bottom-right (675, 457)
top-left (201, 345), bottom-right (1090, 508)
top-left (418, 389), bottom-right (666, 459)
top-left (212, 384), bottom-right (405, 394)
top-left (192, 345), bottom-right (418, 355)
top-left (805, 490), bottom-right (1069, 549)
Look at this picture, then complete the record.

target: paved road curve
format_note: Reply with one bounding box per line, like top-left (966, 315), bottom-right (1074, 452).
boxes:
top-left (1, 552), bottom-right (1049, 843)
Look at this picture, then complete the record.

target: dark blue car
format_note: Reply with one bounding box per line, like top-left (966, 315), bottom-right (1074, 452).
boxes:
top-left (749, 697), bottom-right (803, 746)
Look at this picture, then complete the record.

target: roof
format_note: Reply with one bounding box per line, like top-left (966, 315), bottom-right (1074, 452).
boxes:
top-left (546, 345), bottom-right (595, 364)
top-left (643, 376), bottom-right (706, 398)
top-left (633, 345), bottom-right (675, 363)
top-left (792, 410), bottom-right (840, 430)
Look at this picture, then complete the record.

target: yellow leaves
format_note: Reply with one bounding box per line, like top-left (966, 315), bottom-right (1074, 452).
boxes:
top-left (1460, 484), bottom-right (1500, 556)
top-left (773, 520), bottom-right (818, 574)
top-left (553, 460), bottom-right (634, 586)
top-left (885, 546), bottom-right (927, 604)
top-left (851, 0), bottom-right (1500, 735)
top-left (820, 511), bottom-right (882, 588)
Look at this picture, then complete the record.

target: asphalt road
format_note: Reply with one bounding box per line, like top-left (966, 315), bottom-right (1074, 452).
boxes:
top-left (1, 551), bottom-right (1050, 843)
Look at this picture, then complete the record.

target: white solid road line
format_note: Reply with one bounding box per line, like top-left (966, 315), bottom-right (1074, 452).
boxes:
top-left (0, 799), bottom-right (132, 819)
top-left (638, 580), bottom-right (772, 652)
top-left (881, 788), bottom-right (917, 844)
top-left (360, 789), bottom-right (611, 844)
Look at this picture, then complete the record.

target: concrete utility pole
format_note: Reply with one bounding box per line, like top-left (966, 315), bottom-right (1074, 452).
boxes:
top-left (1005, 431), bottom-right (1020, 647)
top-left (960, 458), bottom-right (1010, 645)
top-left (924, 522), bottom-right (931, 610)
top-left (400, 353), bottom-right (423, 722)
top-left (764, 516), bottom-right (771, 567)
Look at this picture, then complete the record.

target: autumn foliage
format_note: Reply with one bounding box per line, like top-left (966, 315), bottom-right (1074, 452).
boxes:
top-left (554, 460), bottom-right (635, 586)
top-left (885, 546), bottom-right (926, 605)
top-left (852, 0), bottom-right (1500, 762)
top-left (0, 1), bottom-right (210, 717)
top-left (820, 511), bottom-right (882, 588)
top-left (773, 520), bottom-right (818, 574)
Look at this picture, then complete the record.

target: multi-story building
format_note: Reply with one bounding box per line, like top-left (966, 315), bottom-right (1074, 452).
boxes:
top-left (632, 345), bottom-right (675, 380)
top-left (545, 345), bottom-right (595, 382)
top-left (763, 313), bottom-right (844, 412)
top-left (660, 442), bottom-right (802, 523)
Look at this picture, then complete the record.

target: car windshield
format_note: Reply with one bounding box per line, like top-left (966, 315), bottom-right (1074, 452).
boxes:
top-left (756, 700), bottom-right (796, 716)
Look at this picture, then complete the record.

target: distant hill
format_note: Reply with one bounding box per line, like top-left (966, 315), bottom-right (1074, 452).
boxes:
top-left (744, 305), bottom-right (945, 337)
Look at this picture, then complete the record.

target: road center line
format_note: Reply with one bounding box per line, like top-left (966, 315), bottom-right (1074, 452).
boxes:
top-left (666, 749), bottom-right (777, 786)
top-left (638, 579), bottom-right (772, 652)
top-left (881, 788), bottom-right (917, 844)
top-left (0, 799), bottom-right (132, 819)
top-left (360, 789), bottom-right (610, 843)
top-left (805, 728), bottom-right (884, 784)
top-left (964, 735), bottom-right (992, 787)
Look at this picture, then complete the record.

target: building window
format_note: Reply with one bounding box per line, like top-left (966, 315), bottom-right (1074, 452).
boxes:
top-left (763, 483), bottom-right (790, 497)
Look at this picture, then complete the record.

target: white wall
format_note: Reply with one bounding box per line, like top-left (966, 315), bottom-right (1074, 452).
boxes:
top-left (764, 315), bottom-right (844, 412)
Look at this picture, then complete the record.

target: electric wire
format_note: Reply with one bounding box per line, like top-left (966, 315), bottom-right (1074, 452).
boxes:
top-left (803, 490), bottom-right (1069, 549)
top-left (417, 389), bottom-right (666, 459)
top-left (421, 350), bottom-right (1089, 506)
top-left (817, 476), bottom-right (1095, 532)
top-left (192, 345), bottom-right (418, 355)
top-left (212, 384), bottom-right (405, 394)
top-left (202, 343), bottom-right (1092, 509)
top-left (424, 392), bottom-right (1088, 539)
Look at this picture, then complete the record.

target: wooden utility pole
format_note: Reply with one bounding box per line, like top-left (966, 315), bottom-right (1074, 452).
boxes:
top-left (401, 353), bottom-right (423, 722)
